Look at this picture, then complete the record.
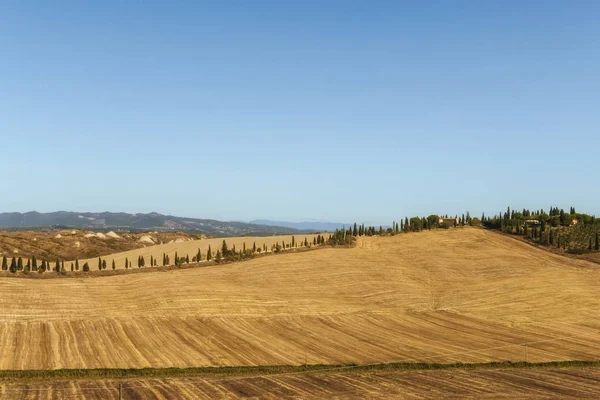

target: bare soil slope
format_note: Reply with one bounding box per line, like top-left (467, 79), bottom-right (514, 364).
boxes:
top-left (0, 228), bottom-right (598, 370)
top-left (0, 230), bottom-right (205, 261)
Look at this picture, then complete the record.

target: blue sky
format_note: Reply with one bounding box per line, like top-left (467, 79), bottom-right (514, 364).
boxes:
top-left (1, 1), bottom-right (598, 224)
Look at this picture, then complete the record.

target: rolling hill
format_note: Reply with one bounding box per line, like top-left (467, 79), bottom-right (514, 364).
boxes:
top-left (0, 227), bottom-right (597, 373)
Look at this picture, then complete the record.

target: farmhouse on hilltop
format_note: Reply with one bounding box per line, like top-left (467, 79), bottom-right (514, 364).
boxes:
top-left (439, 217), bottom-right (458, 226)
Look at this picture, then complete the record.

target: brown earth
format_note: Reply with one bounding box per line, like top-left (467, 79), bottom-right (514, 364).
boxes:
top-left (0, 230), bottom-right (207, 261)
top-left (0, 227), bottom-right (597, 372)
top-left (3, 366), bottom-right (600, 399)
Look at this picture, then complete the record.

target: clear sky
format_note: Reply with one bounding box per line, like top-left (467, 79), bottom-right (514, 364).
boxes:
top-left (1, 1), bottom-right (598, 224)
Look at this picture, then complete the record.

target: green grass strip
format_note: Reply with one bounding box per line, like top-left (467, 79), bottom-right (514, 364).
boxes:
top-left (0, 360), bottom-right (598, 381)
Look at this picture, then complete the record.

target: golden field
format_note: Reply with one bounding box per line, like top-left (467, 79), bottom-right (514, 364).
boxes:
top-left (0, 227), bottom-right (597, 373)
top-left (74, 233), bottom-right (327, 269)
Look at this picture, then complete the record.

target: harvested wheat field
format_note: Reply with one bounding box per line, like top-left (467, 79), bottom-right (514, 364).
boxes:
top-left (71, 233), bottom-right (328, 270)
top-left (0, 228), bottom-right (598, 373)
top-left (4, 365), bottom-right (600, 399)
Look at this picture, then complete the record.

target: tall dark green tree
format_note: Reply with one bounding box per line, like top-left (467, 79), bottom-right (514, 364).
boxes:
top-left (206, 245), bottom-right (212, 261)
top-left (253, 242), bottom-right (257, 253)
top-left (353, 223), bottom-right (358, 236)
top-left (75, 258), bottom-right (79, 271)
top-left (17, 257), bottom-right (23, 271)
top-left (221, 240), bottom-right (228, 257)
top-left (10, 257), bottom-right (17, 273)
top-left (112, 260), bottom-right (116, 270)
top-left (174, 252), bottom-right (178, 265)
top-left (1, 255), bottom-right (7, 271)
top-left (98, 257), bottom-right (102, 271)
top-left (26, 259), bottom-right (31, 272)
top-left (124, 257), bottom-right (128, 269)
top-left (102, 259), bottom-right (107, 269)
top-left (56, 258), bottom-right (60, 273)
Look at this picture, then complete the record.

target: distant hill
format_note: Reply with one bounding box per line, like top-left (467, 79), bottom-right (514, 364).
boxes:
top-left (249, 219), bottom-right (347, 232)
top-left (0, 211), bottom-right (310, 236)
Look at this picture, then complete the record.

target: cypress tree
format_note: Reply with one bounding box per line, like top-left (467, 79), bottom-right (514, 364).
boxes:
top-left (243, 242), bottom-right (247, 253)
top-left (17, 257), bottom-right (23, 271)
top-left (150, 255), bottom-right (154, 266)
top-left (98, 257), bottom-right (102, 270)
top-left (55, 258), bottom-right (60, 272)
top-left (207, 245), bottom-right (212, 261)
top-left (112, 260), bottom-right (116, 270)
top-left (41, 260), bottom-right (47, 272)
top-left (26, 259), bottom-right (31, 272)
top-left (10, 258), bottom-right (17, 273)
top-left (32, 255), bottom-right (38, 271)
top-left (70, 263), bottom-right (74, 271)
top-left (215, 250), bottom-right (222, 262)
top-left (2, 255), bottom-right (7, 271)
top-left (102, 259), bottom-right (107, 269)
top-left (253, 242), bottom-right (257, 253)
top-left (353, 223), bottom-right (358, 236)
top-left (196, 248), bottom-right (201, 262)
top-left (186, 254), bottom-right (189, 263)
top-left (174, 252), bottom-right (178, 265)
top-left (163, 253), bottom-right (166, 266)
top-left (61, 260), bottom-right (65, 271)
top-left (124, 257), bottom-right (128, 269)
top-left (221, 240), bottom-right (228, 257)
top-left (75, 258), bottom-right (80, 271)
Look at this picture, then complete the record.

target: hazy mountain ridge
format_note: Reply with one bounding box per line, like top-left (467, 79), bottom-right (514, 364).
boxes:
top-left (0, 212), bottom-right (310, 236)
top-left (250, 219), bottom-right (347, 232)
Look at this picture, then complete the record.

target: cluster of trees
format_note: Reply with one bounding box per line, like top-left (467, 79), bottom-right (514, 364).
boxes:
top-left (483, 206), bottom-right (597, 231)
top-left (1, 255), bottom-right (87, 273)
top-left (346, 212), bottom-right (479, 240)
top-left (482, 206), bottom-right (599, 253)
